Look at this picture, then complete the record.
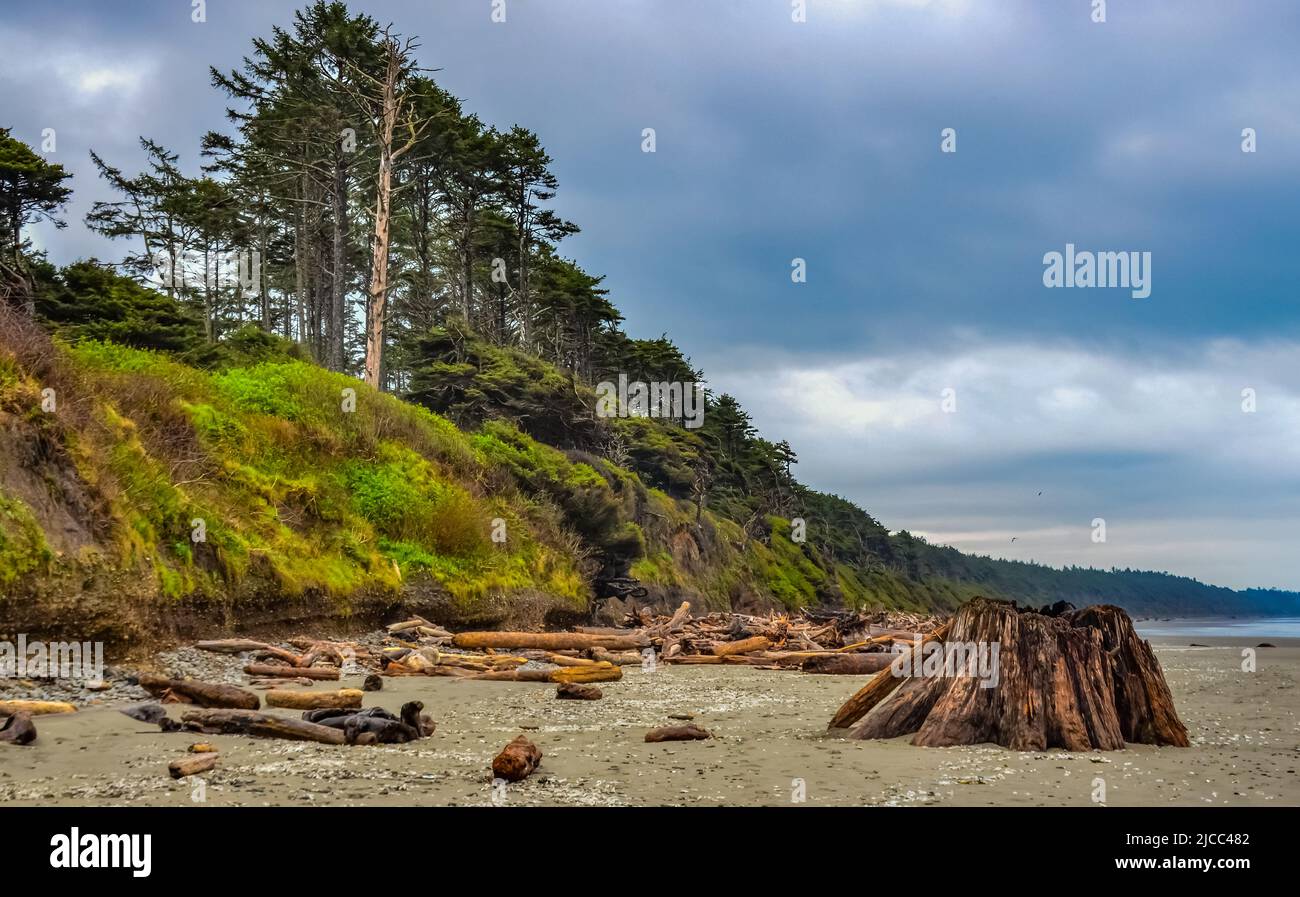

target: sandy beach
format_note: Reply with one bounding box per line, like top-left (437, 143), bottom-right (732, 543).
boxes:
top-left (2, 635), bottom-right (1296, 807)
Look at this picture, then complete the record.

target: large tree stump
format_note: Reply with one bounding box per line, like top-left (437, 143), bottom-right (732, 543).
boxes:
top-left (833, 599), bottom-right (1188, 751)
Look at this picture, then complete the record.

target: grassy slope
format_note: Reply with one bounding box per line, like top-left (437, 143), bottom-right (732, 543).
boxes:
top-left (2, 329), bottom-right (1294, 647)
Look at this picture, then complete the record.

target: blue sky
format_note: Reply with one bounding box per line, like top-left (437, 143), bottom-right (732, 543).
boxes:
top-left (2, 0), bottom-right (1297, 590)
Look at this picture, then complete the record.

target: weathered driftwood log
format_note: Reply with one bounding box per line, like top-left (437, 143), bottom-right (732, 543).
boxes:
top-left (828, 621), bottom-right (952, 730)
top-left (0, 699), bottom-right (76, 716)
top-left (556, 682), bottom-right (603, 700)
top-left (244, 663), bottom-right (338, 680)
top-left (248, 677), bottom-right (316, 689)
top-left (168, 753), bottom-right (218, 779)
top-left (842, 599), bottom-right (1189, 751)
top-left (649, 601), bottom-right (692, 636)
top-left (473, 667), bottom-right (554, 682)
top-left (0, 712), bottom-right (37, 745)
top-left (551, 662), bottom-right (622, 684)
top-left (467, 662), bottom-right (622, 684)
top-left (801, 653), bottom-right (895, 675)
top-left (645, 724), bottom-right (713, 742)
top-left (588, 647), bottom-right (645, 666)
top-left (188, 742), bottom-right (217, 753)
top-left (712, 636), bottom-right (772, 656)
top-left (453, 631), bottom-right (649, 651)
top-left (138, 674), bottom-right (260, 710)
top-left (264, 689), bottom-right (363, 711)
top-left (492, 735), bottom-right (542, 782)
top-left (180, 709), bottom-right (346, 744)
top-left (520, 650), bottom-right (596, 667)
top-left (194, 639), bottom-right (273, 654)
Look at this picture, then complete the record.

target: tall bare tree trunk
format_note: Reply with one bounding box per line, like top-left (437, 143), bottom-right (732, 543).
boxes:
top-left (363, 41), bottom-right (401, 390)
top-left (329, 151), bottom-right (347, 371)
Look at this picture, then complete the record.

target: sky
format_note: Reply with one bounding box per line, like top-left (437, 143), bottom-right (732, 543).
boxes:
top-left (2, 0), bottom-right (1297, 591)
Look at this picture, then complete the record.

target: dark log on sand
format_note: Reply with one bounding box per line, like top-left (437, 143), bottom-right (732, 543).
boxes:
top-left (454, 631), bottom-right (649, 651)
top-left (828, 621), bottom-right (951, 730)
top-left (645, 724), bottom-right (713, 742)
top-left (492, 735), bottom-right (542, 782)
top-left (120, 703), bottom-right (168, 725)
top-left (243, 663), bottom-right (339, 681)
top-left (180, 709), bottom-right (345, 745)
top-left (168, 753), bottom-right (218, 779)
top-left (556, 682), bottom-right (603, 700)
top-left (0, 712), bottom-right (37, 745)
top-left (801, 653), bottom-right (895, 675)
top-left (840, 599), bottom-right (1189, 751)
top-left (264, 689), bottom-right (363, 711)
top-left (712, 636), bottom-right (771, 657)
top-left (138, 674), bottom-right (260, 710)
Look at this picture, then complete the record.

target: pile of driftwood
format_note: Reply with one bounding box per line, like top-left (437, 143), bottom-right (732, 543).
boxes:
top-left (828, 597), bottom-right (1190, 751)
top-left (612, 602), bottom-right (938, 673)
top-left (183, 606), bottom-right (943, 695)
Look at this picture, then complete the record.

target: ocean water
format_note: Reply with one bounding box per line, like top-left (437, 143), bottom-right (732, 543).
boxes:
top-left (1134, 617), bottom-right (1300, 639)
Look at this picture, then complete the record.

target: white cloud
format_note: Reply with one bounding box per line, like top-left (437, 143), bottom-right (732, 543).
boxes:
top-left (707, 337), bottom-right (1300, 589)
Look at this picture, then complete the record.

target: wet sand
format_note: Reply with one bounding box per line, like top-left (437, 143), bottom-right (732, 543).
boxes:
top-left (2, 639), bottom-right (1297, 806)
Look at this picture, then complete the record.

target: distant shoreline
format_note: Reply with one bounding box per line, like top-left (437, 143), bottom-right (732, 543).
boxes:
top-left (1135, 616), bottom-right (1300, 642)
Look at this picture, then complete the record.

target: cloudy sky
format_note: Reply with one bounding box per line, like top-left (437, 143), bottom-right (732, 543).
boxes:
top-left (3, 0), bottom-right (1298, 590)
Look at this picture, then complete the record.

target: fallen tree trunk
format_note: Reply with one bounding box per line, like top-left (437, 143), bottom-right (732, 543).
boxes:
top-left (180, 709), bottom-right (346, 744)
top-left (828, 621), bottom-right (951, 730)
top-left (588, 647), bottom-right (645, 666)
top-left (168, 753), bottom-right (218, 779)
top-left (138, 674), bottom-right (260, 710)
top-left (551, 662), bottom-right (622, 684)
top-left (842, 599), bottom-right (1189, 750)
top-left (264, 689), bottom-right (363, 711)
top-left (492, 735), bottom-right (542, 782)
top-left (470, 662), bottom-right (623, 684)
top-left (244, 664), bottom-right (339, 681)
top-left (194, 639), bottom-right (273, 654)
top-left (801, 653), bottom-right (895, 675)
top-left (556, 683), bottom-right (603, 700)
top-left (519, 650), bottom-right (596, 667)
top-left (0, 699), bottom-right (76, 717)
top-left (453, 631), bottom-right (649, 651)
top-left (712, 636), bottom-right (771, 656)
